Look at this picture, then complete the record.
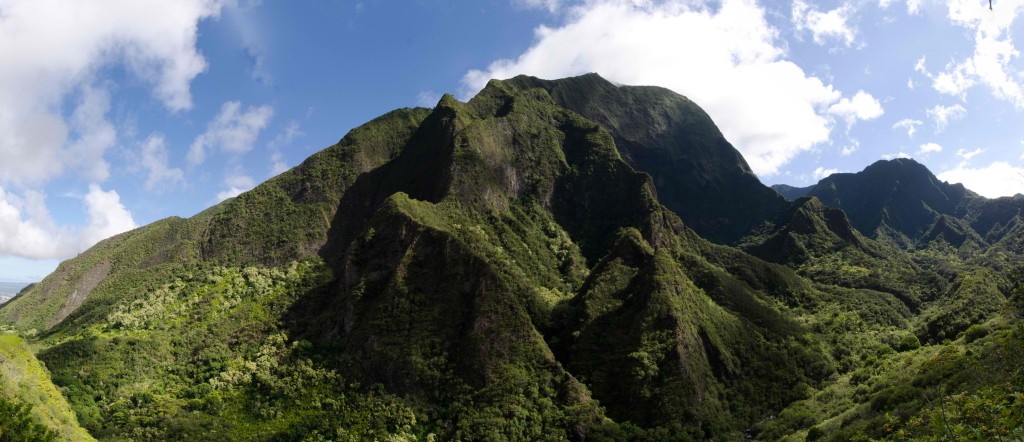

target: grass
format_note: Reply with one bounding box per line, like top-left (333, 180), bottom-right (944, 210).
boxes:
top-left (0, 334), bottom-right (94, 441)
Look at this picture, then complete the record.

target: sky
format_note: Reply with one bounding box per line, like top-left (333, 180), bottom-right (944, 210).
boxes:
top-left (1, 0), bottom-right (1023, 281)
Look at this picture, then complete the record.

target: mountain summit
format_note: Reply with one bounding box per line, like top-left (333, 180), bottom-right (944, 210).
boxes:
top-left (503, 73), bottom-right (788, 244)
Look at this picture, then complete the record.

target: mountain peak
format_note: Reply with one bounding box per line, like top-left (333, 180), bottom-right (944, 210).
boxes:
top-left (800, 157), bottom-right (979, 241)
top-left (495, 73), bottom-right (787, 243)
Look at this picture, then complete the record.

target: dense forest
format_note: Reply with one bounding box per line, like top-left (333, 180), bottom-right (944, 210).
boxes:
top-left (1, 74), bottom-right (1022, 441)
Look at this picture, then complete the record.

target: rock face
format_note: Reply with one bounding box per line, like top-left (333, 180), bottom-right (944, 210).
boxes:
top-left (503, 73), bottom-right (789, 244)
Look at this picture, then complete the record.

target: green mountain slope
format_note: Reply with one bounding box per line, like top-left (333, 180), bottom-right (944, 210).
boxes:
top-left (0, 334), bottom-right (94, 441)
top-left (740, 197), bottom-right (945, 309)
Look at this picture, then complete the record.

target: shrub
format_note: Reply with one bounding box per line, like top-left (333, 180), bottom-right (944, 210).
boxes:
top-left (895, 334), bottom-right (921, 352)
top-left (964, 324), bottom-right (990, 343)
top-left (805, 426), bottom-right (824, 441)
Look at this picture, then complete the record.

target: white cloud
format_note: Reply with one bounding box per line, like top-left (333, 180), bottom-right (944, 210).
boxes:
top-left (907, 0), bottom-right (923, 14)
top-left (65, 85), bottom-right (117, 183)
top-left (915, 56), bottom-right (928, 74)
top-left (139, 135), bottom-right (185, 191)
top-left (416, 90), bottom-right (441, 108)
top-left (270, 153), bottom-right (289, 176)
top-left (893, 118), bottom-right (924, 138)
top-left (0, 187), bottom-right (64, 259)
top-left (0, 184), bottom-right (135, 260)
top-left (267, 121), bottom-right (302, 176)
top-left (917, 142), bottom-right (943, 154)
top-left (512, 0), bottom-right (564, 13)
top-left (841, 139), bottom-right (859, 156)
top-left (882, 151), bottom-right (912, 159)
top-left (461, 0), bottom-right (851, 176)
top-left (0, 0), bottom-right (224, 186)
top-left (792, 0), bottom-right (858, 47)
top-left (188, 101), bottom-right (274, 165)
top-left (80, 184), bottom-right (137, 249)
top-left (956, 147), bottom-right (985, 161)
top-left (828, 90), bottom-right (884, 126)
top-left (813, 166), bottom-right (839, 180)
top-left (268, 120), bottom-right (303, 150)
top-left (938, 161), bottom-right (1024, 197)
top-left (926, 103), bottom-right (966, 132)
top-left (936, 0), bottom-right (1024, 107)
top-left (216, 168), bottom-right (256, 201)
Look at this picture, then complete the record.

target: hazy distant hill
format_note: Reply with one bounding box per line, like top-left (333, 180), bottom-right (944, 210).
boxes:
top-left (0, 282), bottom-right (29, 304)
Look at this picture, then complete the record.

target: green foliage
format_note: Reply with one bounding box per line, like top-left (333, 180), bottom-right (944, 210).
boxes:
top-left (0, 334), bottom-right (94, 441)
top-left (963, 324), bottom-right (990, 343)
top-left (0, 396), bottom-right (57, 442)
top-left (895, 333), bottom-right (921, 352)
top-left (920, 269), bottom-right (1006, 342)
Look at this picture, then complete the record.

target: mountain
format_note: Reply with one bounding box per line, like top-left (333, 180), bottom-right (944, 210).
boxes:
top-left (0, 74), bottom-right (831, 440)
top-left (794, 158), bottom-right (1024, 253)
top-left (803, 158), bottom-right (978, 241)
top-left (739, 197), bottom-right (946, 309)
top-left (503, 73), bottom-right (789, 244)
top-left (772, 184), bottom-right (814, 201)
top-left (1, 74), bottom-right (1022, 441)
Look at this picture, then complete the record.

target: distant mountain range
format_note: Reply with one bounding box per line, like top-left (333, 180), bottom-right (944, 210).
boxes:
top-left (1, 74), bottom-right (1022, 441)
top-left (0, 282), bottom-right (30, 304)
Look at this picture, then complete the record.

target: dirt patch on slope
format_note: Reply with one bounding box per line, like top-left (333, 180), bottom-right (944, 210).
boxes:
top-left (49, 261), bottom-right (112, 327)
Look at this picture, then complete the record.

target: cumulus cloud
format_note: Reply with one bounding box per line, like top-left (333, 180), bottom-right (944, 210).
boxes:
top-left (935, 0), bottom-right (1024, 106)
top-left (892, 118), bottom-right (923, 138)
top-left (907, 0), bottom-right (923, 14)
top-left (80, 184), bottom-right (137, 249)
top-left (0, 0), bottom-right (224, 186)
top-left (792, 0), bottom-right (858, 47)
top-left (0, 184), bottom-right (135, 260)
top-left (828, 90), bottom-right (884, 126)
top-left (461, 0), bottom-right (855, 176)
top-left (139, 135), bottom-right (185, 191)
top-left (188, 101), bottom-right (274, 165)
top-left (841, 139), bottom-right (859, 156)
top-left (917, 142), bottom-right (943, 155)
top-left (416, 90), bottom-right (442, 108)
top-left (956, 147), bottom-right (985, 161)
top-left (216, 168), bottom-right (256, 201)
top-left (813, 166), bottom-right (839, 180)
top-left (938, 161), bottom-right (1024, 198)
top-left (926, 103), bottom-right (967, 132)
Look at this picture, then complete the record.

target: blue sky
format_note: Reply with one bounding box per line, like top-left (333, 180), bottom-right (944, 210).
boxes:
top-left (1, 0), bottom-right (1023, 281)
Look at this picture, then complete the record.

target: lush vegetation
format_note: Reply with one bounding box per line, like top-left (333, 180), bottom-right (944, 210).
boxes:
top-left (0, 334), bottom-right (93, 441)
top-left (0, 73), bottom-right (1022, 441)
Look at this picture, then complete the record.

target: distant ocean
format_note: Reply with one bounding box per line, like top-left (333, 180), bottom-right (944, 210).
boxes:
top-left (0, 282), bottom-right (30, 303)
